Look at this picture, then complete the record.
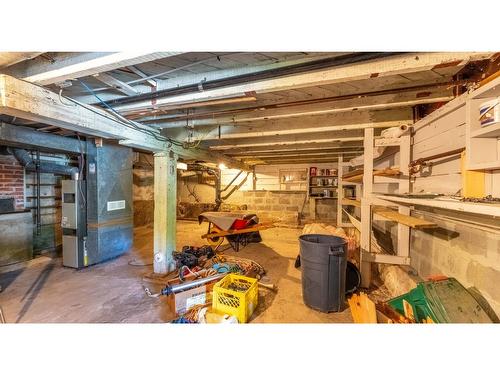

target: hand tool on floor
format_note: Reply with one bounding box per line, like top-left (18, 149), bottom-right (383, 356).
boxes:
top-left (258, 281), bottom-right (278, 292)
top-left (145, 273), bottom-right (225, 297)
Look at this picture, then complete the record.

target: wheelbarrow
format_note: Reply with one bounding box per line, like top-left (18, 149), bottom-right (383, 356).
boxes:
top-left (198, 212), bottom-right (274, 251)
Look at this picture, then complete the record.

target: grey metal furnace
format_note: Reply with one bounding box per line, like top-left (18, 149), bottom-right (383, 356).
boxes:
top-left (61, 142), bottom-right (133, 268)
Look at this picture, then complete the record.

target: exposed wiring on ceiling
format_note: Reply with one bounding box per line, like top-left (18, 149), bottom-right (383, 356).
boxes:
top-left (68, 79), bottom-right (191, 149)
top-left (58, 89), bottom-right (76, 107)
top-left (76, 79), bottom-right (180, 144)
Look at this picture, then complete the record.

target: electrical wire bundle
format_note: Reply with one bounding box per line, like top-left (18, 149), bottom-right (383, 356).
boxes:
top-left (58, 79), bottom-right (192, 149)
top-left (210, 255), bottom-right (265, 278)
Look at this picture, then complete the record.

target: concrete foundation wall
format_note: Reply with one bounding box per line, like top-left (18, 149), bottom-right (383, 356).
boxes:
top-left (411, 210), bottom-right (500, 314)
top-left (133, 165), bottom-right (154, 227)
top-left (177, 162), bottom-right (338, 225)
top-left (0, 211), bottom-right (33, 266)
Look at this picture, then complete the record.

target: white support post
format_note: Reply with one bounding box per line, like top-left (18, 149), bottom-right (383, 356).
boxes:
top-left (337, 155), bottom-right (344, 227)
top-left (360, 127), bottom-right (374, 288)
top-left (153, 150), bottom-right (178, 274)
top-left (397, 132), bottom-right (411, 258)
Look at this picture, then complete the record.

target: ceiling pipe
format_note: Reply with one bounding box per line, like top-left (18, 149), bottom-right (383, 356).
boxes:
top-left (138, 79), bottom-right (473, 124)
top-left (100, 52), bottom-right (403, 108)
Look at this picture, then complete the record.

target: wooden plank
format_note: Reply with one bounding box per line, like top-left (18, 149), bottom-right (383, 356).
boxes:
top-left (342, 198), bottom-right (361, 207)
top-left (153, 152), bottom-right (177, 274)
top-left (348, 293), bottom-right (377, 323)
top-left (372, 206), bottom-right (436, 229)
top-left (361, 252), bottom-right (411, 265)
top-left (344, 168), bottom-right (401, 183)
top-left (6, 52), bottom-right (182, 85)
top-left (93, 72), bottom-right (139, 96)
top-left (360, 128), bottom-right (374, 288)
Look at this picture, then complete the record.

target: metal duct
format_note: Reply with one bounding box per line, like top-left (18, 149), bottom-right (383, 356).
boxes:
top-left (7, 147), bottom-right (79, 178)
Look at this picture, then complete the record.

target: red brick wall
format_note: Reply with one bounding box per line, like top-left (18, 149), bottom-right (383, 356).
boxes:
top-left (0, 154), bottom-right (25, 209)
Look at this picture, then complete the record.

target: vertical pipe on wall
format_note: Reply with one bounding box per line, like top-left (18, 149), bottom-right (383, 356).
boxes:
top-left (35, 150), bottom-right (41, 236)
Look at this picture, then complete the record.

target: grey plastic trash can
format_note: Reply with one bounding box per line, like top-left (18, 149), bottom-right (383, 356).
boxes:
top-left (299, 234), bottom-right (347, 312)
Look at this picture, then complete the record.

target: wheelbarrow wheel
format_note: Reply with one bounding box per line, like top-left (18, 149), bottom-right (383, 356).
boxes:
top-left (206, 230), bottom-right (224, 248)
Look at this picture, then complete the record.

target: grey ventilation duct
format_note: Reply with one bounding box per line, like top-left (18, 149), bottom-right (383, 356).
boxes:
top-left (7, 147), bottom-right (79, 178)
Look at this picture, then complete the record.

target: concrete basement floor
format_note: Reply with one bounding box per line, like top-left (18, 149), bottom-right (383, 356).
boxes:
top-left (0, 221), bottom-right (355, 323)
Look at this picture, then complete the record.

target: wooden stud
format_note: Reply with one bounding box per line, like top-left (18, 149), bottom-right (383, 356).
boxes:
top-left (360, 127), bottom-right (374, 288)
top-left (153, 151), bottom-right (178, 274)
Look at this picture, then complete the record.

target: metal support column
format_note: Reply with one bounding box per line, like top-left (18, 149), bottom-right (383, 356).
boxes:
top-left (153, 150), bottom-right (178, 274)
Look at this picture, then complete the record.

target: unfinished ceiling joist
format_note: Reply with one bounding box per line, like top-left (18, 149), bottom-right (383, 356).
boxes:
top-left (0, 52), bottom-right (43, 69)
top-left (0, 74), bottom-right (248, 170)
top-left (167, 109), bottom-right (412, 143)
top-left (93, 72), bottom-right (139, 96)
top-left (112, 52), bottom-right (492, 113)
top-left (3, 52), bottom-right (184, 85)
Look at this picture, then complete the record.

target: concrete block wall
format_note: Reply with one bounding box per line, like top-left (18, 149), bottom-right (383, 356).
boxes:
top-left (411, 210), bottom-right (500, 315)
top-left (177, 162), bottom-right (339, 225)
top-left (0, 154), bottom-right (25, 209)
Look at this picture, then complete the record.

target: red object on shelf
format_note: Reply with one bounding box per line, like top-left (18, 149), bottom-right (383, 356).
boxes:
top-left (310, 167), bottom-right (317, 176)
top-left (231, 219), bottom-right (250, 230)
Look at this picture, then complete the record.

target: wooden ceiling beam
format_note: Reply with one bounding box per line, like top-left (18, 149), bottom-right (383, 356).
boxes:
top-left (3, 52), bottom-right (184, 85)
top-left (0, 74), bottom-right (248, 170)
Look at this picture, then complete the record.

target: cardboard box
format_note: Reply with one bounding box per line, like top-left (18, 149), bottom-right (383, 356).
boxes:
top-left (167, 281), bottom-right (217, 316)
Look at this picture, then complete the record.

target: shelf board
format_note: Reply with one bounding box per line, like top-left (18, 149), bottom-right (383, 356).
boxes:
top-left (372, 207), bottom-right (437, 229)
top-left (471, 122), bottom-right (500, 138)
top-left (343, 168), bottom-right (400, 183)
top-left (376, 194), bottom-right (500, 217)
top-left (310, 185), bottom-right (337, 188)
top-left (342, 198), bottom-right (361, 207)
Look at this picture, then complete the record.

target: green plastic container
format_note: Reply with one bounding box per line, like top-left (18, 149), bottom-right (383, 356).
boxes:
top-left (388, 278), bottom-right (492, 323)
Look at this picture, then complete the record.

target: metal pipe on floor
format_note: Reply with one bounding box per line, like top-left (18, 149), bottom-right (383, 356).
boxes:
top-left (161, 273), bottom-right (225, 296)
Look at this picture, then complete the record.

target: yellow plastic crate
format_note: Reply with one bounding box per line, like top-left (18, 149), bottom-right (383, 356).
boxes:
top-left (212, 274), bottom-right (258, 323)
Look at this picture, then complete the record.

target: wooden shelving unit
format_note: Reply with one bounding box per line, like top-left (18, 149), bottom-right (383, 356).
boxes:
top-left (337, 128), bottom-right (428, 287)
top-left (466, 76), bottom-right (500, 171)
top-left (308, 172), bottom-right (338, 199)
